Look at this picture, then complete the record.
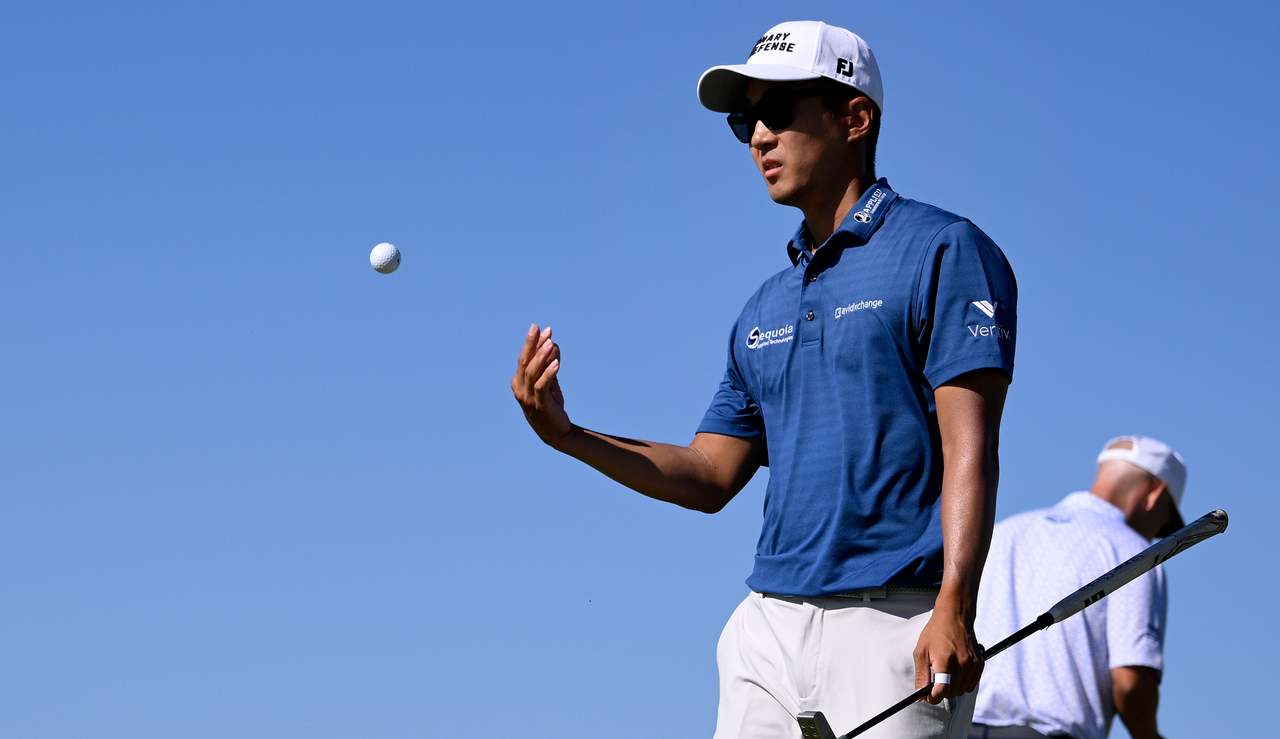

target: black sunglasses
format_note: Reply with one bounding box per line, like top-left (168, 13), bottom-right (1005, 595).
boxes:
top-left (726, 86), bottom-right (844, 144)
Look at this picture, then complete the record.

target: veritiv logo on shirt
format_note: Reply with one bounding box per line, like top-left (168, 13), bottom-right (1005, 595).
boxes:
top-left (968, 300), bottom-right (1013, 339)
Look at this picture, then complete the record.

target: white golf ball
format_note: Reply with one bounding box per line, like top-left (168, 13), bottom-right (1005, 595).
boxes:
top-left (370, 242), bottom-right (401, 274)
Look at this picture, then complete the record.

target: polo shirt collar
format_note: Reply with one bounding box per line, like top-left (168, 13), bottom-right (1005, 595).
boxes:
top-left (788, 178), bottom-right (899, 266)
top-left (1057, 491), bottom-right (1127, 523)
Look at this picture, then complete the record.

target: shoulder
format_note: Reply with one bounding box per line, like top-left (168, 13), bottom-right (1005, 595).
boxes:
top-left (888, 197), bottom-right (967, 230)
top-left (879, 199), bottom-right (1011, 293)
top-left (1102, 519), bottom-right (1152, 558)
top-left (886, 198), bottom-right (1002, 253)
top-left (991, 506), bottom-right (1049, 539)
top-left (883, 197), bottom-right (968, 243)
top-left (1054, 508), bottom-right (1149, 563)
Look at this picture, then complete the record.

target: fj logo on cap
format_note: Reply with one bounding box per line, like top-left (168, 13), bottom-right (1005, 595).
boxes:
top-left (836, 58), bottom-right (856, 77)
top-left (971, 300), bottom-right (997, 318)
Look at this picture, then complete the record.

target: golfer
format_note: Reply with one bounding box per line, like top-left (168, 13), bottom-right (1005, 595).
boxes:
top-left (970, 436), bottom-right (1185, 739)
top-left (513, 21), bottom-right (1017, 739)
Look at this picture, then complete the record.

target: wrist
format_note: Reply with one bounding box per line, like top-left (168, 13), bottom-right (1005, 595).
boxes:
top-left (932, 587), bottom-right (977, 625)
top-left (546, 423), bottom-right (583, 453)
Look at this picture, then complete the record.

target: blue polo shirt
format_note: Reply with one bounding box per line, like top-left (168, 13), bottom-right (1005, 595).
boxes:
top-left (698, 179), bottom-right (1017, 597)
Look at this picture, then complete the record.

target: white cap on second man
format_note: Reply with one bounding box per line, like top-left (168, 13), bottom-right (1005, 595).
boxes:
top-left (1097, 436), bottom-right (1187, 535)
top-left (698, 21), bottom-right (883, 114)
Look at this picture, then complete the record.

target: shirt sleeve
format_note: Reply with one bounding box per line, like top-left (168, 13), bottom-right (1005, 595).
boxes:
top-left (915, 220), bottom-right (1018, 388)
top-left (1107, 565), bottom-right (1167, 672)
top-left (697, 321), bottom-right (766, 439)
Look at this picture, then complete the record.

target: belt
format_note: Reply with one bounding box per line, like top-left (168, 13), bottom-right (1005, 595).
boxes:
top-left (968, 724), bottom-right (1074, 739)
top-left (832, 586), bottom-right (941, 602)
top-left (759, 586), bottom-right (941, 602)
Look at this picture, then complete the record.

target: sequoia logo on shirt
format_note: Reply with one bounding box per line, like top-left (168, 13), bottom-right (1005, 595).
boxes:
top-left (746, 324), bottom-right (794, 349)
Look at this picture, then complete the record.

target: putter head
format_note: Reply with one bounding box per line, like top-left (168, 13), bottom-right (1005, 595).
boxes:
top-left (797, 711), bottom-right (838, 739)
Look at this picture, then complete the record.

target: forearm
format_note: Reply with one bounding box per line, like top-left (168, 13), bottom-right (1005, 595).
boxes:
top-left (1113, 666), bottom-right (1161, 739)
top-left (934, 370), bottom-right (1006, 620)
top-left (936, 437), bottom-right (999, 618)
top-left (553, 427), bottom-right (761, 513)
top-left (512, 325), bottom-right (762, 513)
top-left (913, 369), bottom-right (1007, 701)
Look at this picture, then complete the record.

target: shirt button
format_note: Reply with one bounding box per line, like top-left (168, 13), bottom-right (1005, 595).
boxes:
top-left (806, 311), bottom-right (815, 321)
top-left (808, 274), bottom-right (817, 283)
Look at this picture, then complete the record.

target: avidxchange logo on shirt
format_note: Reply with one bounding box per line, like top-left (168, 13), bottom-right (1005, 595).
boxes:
top-left (852, 187), bottom-right (888, 223)
top-left (967, 300), bottom-right (1013, 339)
top-left (834, 299), bottom-right (883, 318)
top-left (746, 324), bottom-right (794, 349)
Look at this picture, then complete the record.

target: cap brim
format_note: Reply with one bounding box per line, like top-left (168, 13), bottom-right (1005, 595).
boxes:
top-left (1156, 505), bottom-right (1185, 539)
top-left (697, 64), bottom-right (823, 112)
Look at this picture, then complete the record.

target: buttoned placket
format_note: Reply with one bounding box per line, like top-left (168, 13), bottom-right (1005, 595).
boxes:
top-left (786, 184), bottom-right (893, 348)
top-left (798, 250), bottom-right (824, 346)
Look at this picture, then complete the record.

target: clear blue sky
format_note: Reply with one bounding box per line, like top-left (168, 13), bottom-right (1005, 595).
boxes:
top-left (1, 2), bottom-right (1276, 737)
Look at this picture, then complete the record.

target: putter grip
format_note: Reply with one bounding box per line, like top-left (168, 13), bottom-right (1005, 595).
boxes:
top-left (797, 711), bottom-right (838, 739)
top-left (1047, 509), bottom-right (1227, 623)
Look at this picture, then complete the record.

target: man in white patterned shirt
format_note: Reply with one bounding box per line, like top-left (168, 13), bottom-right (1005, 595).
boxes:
top-left (970, 436), bottom-right (1186, 739)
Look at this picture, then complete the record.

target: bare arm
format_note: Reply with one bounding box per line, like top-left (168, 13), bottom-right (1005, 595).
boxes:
top-left (914, 368), bottom-right (1008, 703)
top-left (1113, 666), bottom-right (1161, 739)
top-left (511, 324), bottom-right (765, 513)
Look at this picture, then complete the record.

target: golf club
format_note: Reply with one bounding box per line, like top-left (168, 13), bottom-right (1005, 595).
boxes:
top-left (797, 508), bottom-right (1229, 739)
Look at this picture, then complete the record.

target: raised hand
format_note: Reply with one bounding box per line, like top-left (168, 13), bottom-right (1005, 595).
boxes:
top-left (512, 324), bottom-right (573, 447)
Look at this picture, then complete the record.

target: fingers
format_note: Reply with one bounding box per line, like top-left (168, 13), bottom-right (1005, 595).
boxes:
top-left (513, 324), bottom-right (540, 397)
top-left (914, 632), bottom-right (983, 705)
top-left (516, 323), bottom-right (539, 370)
top-left (533, 342), bottom-right (561, 397)
top-left (928, 664), bottom-right (951, 704)
top-left (925, 653), bottom-right (982, 703)
top-left (513, 325), bottom-right (554, 401)
top-left (929, 671), bottom-right (952, 704)
top-left (511, 324), bottom-right (573, 446)
top-left (913, 645), bottom-right (932, 697)
top-left (961, 651), bottom-right (983, 696)
top-left (525, 329), bottom-right (556, 399)
top-left (912, 647), bottom-right (950, 705)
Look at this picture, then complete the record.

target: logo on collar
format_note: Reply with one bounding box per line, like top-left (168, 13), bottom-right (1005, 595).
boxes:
top-left (852, 187), bottom-right (887, 223)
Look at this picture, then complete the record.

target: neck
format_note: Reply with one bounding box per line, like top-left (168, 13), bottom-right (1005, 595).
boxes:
top-left (801, 172), bottom-right (875, 251)
top-left (1090, 483), bottom-right (1155, 542)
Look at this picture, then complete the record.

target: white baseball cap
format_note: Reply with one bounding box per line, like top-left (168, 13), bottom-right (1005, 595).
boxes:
top-left (698, 21), bottom-right (883, 113)
top-left (1097, 435), bottom-right (1187, 531)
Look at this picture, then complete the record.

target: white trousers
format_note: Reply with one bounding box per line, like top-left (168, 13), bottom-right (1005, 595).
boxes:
top-left (714, 592), bottom-right (975, 739)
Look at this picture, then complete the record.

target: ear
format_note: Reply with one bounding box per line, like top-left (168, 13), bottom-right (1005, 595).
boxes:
top-left (840, 96), bottom-right (876, 144)
top-left (1141, 479), bottom-right (1169, 513)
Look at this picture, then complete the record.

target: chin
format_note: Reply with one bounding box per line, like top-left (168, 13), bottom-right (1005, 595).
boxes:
top-left (766, 183), bottom-right (801, 206)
